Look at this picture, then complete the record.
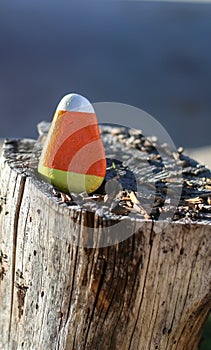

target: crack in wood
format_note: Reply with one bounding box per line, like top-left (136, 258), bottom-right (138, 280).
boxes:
top-left (8, 176), bottom-right (26, 343)
top-left (15, 282), bottom-right (28, 320)
top-left (21, 205), bottom-right (30, 274)
top-left (83, 248), bottom-right (104, 348)
top-left (63, 241), bottom-right (79, 328)
top-left (109, 264), bottom-right (131, 348)
top-left (0, 250), bottom-right (8, 282)
top-left (165, 234), bottom-right (185, 350)
top-left (128, 221), bottom-right (154, 350)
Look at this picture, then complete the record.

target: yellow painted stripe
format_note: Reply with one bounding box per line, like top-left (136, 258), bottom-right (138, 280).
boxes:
top-left (38, 165), bottom-right (104, 194)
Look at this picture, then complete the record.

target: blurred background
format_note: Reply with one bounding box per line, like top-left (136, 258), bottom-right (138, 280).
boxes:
top-left (0, 1), bottom-right (211, 151)
top-left (0, 1), bottom-right (210, 347)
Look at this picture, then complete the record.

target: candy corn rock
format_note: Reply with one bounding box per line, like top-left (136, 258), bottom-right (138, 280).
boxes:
top-left (38, 93), bottom-right (106, 194)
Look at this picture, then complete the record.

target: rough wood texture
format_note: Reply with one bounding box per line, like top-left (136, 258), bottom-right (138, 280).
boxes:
top-left (0, 138), bottom-right (210, 350)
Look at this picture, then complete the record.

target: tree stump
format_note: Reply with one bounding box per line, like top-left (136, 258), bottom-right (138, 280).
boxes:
top-left (0, 126), bottom-right (210, 350)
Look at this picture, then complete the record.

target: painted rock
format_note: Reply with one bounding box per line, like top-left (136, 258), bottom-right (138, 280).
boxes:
top-left (38, 93), bottom-right (106, 194)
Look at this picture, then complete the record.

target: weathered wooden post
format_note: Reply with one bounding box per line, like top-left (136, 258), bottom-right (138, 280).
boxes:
top-left (0, 126), bottom-right (210, 350)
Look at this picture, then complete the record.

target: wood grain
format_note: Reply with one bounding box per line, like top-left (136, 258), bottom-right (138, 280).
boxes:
top-left (0, 138), bottom-right (210, 350)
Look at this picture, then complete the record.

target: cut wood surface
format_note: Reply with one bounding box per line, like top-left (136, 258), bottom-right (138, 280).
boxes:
top-left (0, 131), bottom-right (210, 350)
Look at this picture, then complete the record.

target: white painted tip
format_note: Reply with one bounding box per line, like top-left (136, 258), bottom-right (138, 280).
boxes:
top-left (56, 93), bottom-right (95, 113)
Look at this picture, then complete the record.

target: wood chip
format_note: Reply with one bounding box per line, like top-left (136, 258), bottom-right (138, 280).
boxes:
top-left (110, 203), bottom-right (129, 215)
top-left (185, 197), bottom-right (203, 204)
top-left (128, 192), bottom-right (151, 219)
top-left (125, 200), bottom-right (133, 208)
top-left (177, 146), bottom-right (184, 154)
top-left (61, 193), bottom-right (72, 203)
top-left (129, 191), bottom-right (140, 205)
top-left (172, 152), bottom-right (179, 161)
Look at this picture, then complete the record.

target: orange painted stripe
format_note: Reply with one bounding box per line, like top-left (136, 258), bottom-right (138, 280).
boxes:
top-left (86, 159), bottom-right (106, 176)
top-left (64, 139), bottom-right (106, 176)
top-left (56, 110), bottom-right (97, 139)
top-left (44, 124), bottom-right (102, 172)
top-left (42, 110), bottom-right (98, 165)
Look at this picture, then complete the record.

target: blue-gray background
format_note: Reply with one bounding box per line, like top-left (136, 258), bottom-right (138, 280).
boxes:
top-left (0, 0), bottom-right (211, 148)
